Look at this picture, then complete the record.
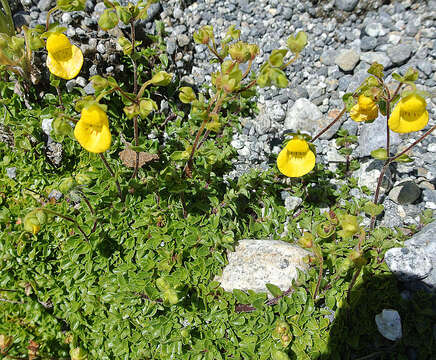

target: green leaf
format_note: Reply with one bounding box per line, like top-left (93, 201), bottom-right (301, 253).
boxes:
top-left (394, 153), bottom-right (414, 163)
top-left (233, 289), bottom-right (249, 304)
top-left (403, 67), bottom-right (419, 82)
top-left (367, 62), bottom-right (384, 78)
top-left (392, 73), bottom-right (403, 82)
top-left (266, 283), bottom-right (283, 298)
top-left (98, 9), bottom-right (118, 31)
top-left (370, 148), bottom-right (388, 160)
top-left (159, 53), bottom-right (168, 68)
top-left (362, 201), bottom-right (384, 217)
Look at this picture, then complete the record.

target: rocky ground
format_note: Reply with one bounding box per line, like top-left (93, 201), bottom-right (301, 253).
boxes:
top-left (5, 0), bottom-right (436, 291)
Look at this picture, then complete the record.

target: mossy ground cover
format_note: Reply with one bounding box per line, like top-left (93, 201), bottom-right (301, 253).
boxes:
top-left (1, 1), bottom-right (435, 359)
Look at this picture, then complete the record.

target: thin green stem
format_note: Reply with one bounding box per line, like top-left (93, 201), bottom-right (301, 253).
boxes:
top-left (99, 153), bottom-right (124, 202)
top-left (45, 6), bottom-right (58, 31)
top-left (40, 208), bottom-right (89, 242)
top-left (280, 53), bottom-right (299, 70)
top-left (313, 256), bottom-right (323, 300)
top-left (347, 266), bottom-right (362, 303)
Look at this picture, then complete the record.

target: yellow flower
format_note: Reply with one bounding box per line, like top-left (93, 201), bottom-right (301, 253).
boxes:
top-left (46, 33), bottom-right (83, 80)
top-left (74, 105), bottom-right (111, 153)
top-left (350, 95), bottom-right (378, 122)
top-left (388, 93), bottom-right (429, 133)
top-left (277, 138), bottom-right (316, 177)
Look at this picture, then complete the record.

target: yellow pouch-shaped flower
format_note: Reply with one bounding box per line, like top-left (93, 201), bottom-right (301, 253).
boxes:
top-left (46, 33), bottom-right (83, 80)
top-left (388, 93), bottom-right (429, 133)
top-left (74, 105), bottom-right (111, 153)
top-left (277, 138), bottom-right (316, 177)
top-left (350, 95), bottom-right (378, 122)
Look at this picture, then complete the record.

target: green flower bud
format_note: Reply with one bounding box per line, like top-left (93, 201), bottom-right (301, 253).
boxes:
top-left (179, 87), bottom-right (196, 104)
top-left (117, 36), bottom-right (132, 56)
top-left (23, 213), bottom-right (41, 235)
top-left (229, 41), bottom-right (250, 63)
top-left (298, 232), bottom-right (313, 248)
top-left (70, 347), bottom-right (88, 360)
top-left (139, 99), bottom-right (157, 119)
top-left (0, 334), bottom-right (13, 350)
top-left (247, 44), bottom-right (259, 60)
top-left (338, 214), bottom-right (359, 239)
top-left (275, 321), bottom-right (290, 334)
top-left (53, 116), bottom-right (73, 137)
top-left (59, 177), bottom-right (75, 194)
top-left (164, 288), bottom-right (179, 305)
top-left (34, 209), bottom-right (47, 225)
top-left (123, 103), bottom-right (140, 119)
top-left (98, 9), bottom-right (118, 31)
top-left (225, 25), bottom-right (240, 41)
top-left (90, 75), bottom-right (109, 91)
top-left (150, 71), bottom-right (172, 86)
top-left (180, 329), bottom-right (190, 338)
top-left (75, 173), bottom-right (92, 185)
top-left (349, 250), bottom-right (367, 267)
top-left (281, 333), bottom-right (292, 347)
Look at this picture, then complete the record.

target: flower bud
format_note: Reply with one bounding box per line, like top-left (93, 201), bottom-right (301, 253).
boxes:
top-left (75, 173), bottom-right (92, 185)
top-left (0, 334), bottom-right (13, 350)
top-left (298, 232), bottom-right (313, 249)
top-left (338, 214), bottom-right (359, 239)
top-left (349, 250), bottom-right (367, 267)
top-left (59, 177), bottom-right (76, 194)
top-left (123, 103), bottom-right (140, 119)
top-left (281, 333), bottom-right (292, 347)
top-left (70, 347), bottom-right (88, 360)
top-left (247, 44), bottom-right (259, 60)
top-left (53, 116), bottom-right (73, 137)
top-left (139, 99), bottom-right (158, 119)
top-left (179, 87), bottom-right (196, 104)
top-left (23, 212), bottom-right (41, 235)
top-left (150, 71), bottom-right (172, 86)
top-left (90, 75), bottom-right (109, 91)
top-left (229, 41), bottom-right (250, 63)
top-left (117, 36), bottom-right (132, 56)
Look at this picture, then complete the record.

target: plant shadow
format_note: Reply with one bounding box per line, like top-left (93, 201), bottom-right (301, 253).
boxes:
top-left (319, 273), bottom-right (436, 360)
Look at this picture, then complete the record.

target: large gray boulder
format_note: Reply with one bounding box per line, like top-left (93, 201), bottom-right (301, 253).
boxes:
top-left (385, 221), bottom-right (436, 292)
top-left (216, 240), bottom-right (309, 296)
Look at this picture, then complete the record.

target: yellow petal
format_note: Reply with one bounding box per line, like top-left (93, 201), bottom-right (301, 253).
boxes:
top-left (285, 138), bottom-right (309, 153)
top-left (46, 33), bottom-right (71, 54)
top-left (350, 104), bottom-right (363, 122)
top-left (46, 45), bottom-right (83, 80)
top-left (388, 94), bottom-right (429, 133)
top-left (74, 121), bottom-right (112, 153)
top-left (277, 147), bottom-right (315, 178)
top-left (74, 105), bottom-right (112, 153)
top-left (357, 95), bottom-right (375, 111)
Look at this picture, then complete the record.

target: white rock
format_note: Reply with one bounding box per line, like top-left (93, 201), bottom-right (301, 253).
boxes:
top-left (41, 118), bottom-right (53, 136)
top-left (375, 309), bottom-right (402, 341)
top-left (216, 240), bottom-right (309, 296)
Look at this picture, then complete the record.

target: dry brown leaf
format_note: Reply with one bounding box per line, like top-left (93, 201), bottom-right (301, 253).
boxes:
top-left (119, 146), bottom-right (159, 168)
